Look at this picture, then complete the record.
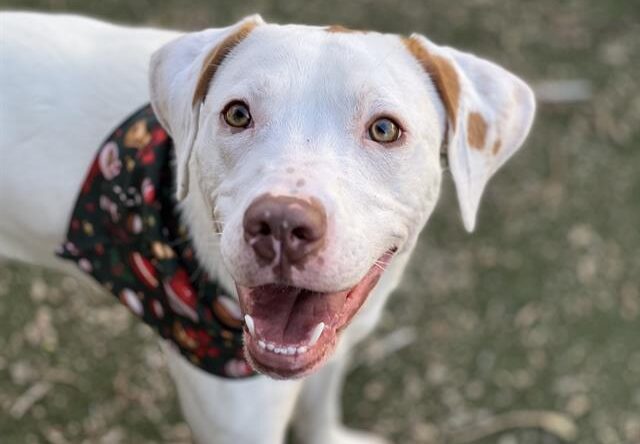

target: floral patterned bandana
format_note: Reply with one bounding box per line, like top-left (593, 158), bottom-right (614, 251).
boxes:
top-left (57, 105), bottom-right (255, 378)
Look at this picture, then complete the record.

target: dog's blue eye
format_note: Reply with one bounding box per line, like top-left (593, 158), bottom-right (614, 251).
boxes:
top-left (223, 101), bottom-right (251, 128)
top-left (369, 117), bottom-right (401, 143)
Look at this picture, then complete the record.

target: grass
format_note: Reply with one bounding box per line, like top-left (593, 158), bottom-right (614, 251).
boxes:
top-left (1, 0), bottom-right (639, 443)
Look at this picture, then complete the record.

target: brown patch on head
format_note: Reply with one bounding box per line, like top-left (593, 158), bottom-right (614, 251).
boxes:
top-left (325, 25), bottom-right (366, 34)
top-left (467, 112), bottom-right (488, 150)
top-left (192, 21), bottom-right (259, 106)
top-left (403, 37), bottom-right (460, 127)
top-left (492, 138), bottom-right (502, 155)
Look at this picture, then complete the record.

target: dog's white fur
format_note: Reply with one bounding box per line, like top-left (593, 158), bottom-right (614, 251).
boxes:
top-left (0, 12), bottom-right (535, 444)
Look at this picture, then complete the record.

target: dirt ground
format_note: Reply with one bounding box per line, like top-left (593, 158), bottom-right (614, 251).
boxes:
top-left (1, 1), bottom-right (639, 443)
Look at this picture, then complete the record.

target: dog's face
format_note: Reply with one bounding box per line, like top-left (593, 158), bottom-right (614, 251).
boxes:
top-left (150, 16), bottom-right (535, 378)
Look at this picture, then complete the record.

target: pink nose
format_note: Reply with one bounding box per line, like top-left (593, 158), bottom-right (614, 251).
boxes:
top-left (243, 194), bottom-right (327, 267)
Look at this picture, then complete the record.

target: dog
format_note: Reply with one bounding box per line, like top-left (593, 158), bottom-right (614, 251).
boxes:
top-left (0, 12), bottom-right (535, 444)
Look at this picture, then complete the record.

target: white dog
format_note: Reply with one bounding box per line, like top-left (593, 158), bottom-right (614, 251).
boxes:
top-left (0, 12), bottom-right (535, 444)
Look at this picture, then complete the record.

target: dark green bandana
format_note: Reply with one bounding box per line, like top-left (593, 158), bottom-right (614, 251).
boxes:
top-left (57, 105), bottom-right (255, 378)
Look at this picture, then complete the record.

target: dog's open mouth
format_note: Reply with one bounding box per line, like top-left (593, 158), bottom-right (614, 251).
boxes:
top-left (237, 249), bottom-right (396, 378)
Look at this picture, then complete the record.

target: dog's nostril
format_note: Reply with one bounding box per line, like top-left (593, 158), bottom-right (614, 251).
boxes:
top-left (291, 226), bottom-right (312, 241)
top-left (258, 222), bottom-right (271, 236)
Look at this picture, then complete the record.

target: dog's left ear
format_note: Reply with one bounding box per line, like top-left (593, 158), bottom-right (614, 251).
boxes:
top-left (404, 35), bottom-right (536, 232)
top-left (149, 15), bottom-right (265, 201)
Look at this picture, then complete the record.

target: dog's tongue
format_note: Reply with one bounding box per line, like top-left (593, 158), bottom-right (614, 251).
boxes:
top-left (240, 284), bottom-right (349, 345)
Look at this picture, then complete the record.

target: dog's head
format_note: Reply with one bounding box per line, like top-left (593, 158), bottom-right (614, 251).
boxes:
top-left (149, 16), bottom-right (535, 378)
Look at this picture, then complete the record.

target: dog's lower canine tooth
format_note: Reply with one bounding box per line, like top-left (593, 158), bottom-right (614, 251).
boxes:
top-left (258, 340), bottom-right (266, 349)
top-left (244, 314), bottom-right (255, 336)
top-left (308, 322), bottom-right (325, 347)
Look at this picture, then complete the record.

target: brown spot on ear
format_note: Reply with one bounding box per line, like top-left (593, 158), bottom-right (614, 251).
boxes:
top-left (492, 138), bottom-right (502, 155)
top-left (192, 21), bottom-right (259, 106)
top-left (467, 112), bottom-right (488, 149)
top-left (403, 37), bottom-right (460, 127)
top-left (325, 25), bottom-right (366, 34)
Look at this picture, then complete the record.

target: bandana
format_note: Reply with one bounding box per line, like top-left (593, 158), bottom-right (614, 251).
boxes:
top-left (57, 105), bottom-right (255, 378)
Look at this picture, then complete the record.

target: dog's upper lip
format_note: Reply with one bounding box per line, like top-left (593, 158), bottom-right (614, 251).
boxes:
top-left (233, 246), bottom-right (399, 293)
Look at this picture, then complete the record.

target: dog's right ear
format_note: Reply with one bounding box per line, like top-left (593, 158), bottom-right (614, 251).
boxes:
top-left (149, 15), bottom-right (264, 201)
top-left (403, 35), bottom-right (535, 232)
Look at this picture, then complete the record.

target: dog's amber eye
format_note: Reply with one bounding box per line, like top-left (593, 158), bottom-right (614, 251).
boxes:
top-left (369, 117), bottom-right (401, 143)
top-left (223, 101), bottom-right (251, 128)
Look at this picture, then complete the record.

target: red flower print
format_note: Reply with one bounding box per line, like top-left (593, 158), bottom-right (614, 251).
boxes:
top-left (164, 268), bottom-right (198, 322)
top-left (129, 252), bottom-right (159, 288)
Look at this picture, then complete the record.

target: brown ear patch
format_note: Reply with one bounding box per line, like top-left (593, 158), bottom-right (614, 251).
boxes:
top-left (403, 37), bottom-right (460, 127)
top-left (192, 21), bottom-right (259, 106)
top-left (325, 25), bottom-right (366, 34)
top-left (467, 112), bottom-right (488, 150)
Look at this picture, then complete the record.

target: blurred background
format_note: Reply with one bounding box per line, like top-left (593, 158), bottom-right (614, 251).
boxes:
top-left (0, 1), bottom-right (639, 443)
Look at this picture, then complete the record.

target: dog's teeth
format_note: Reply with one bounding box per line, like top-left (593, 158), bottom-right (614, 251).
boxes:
top-left (261, 341), bottom-right (312, 355)
top-left (308, 322), bottom-right (325, 347)
top-left (244, 315), bottom-right (255, 336)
